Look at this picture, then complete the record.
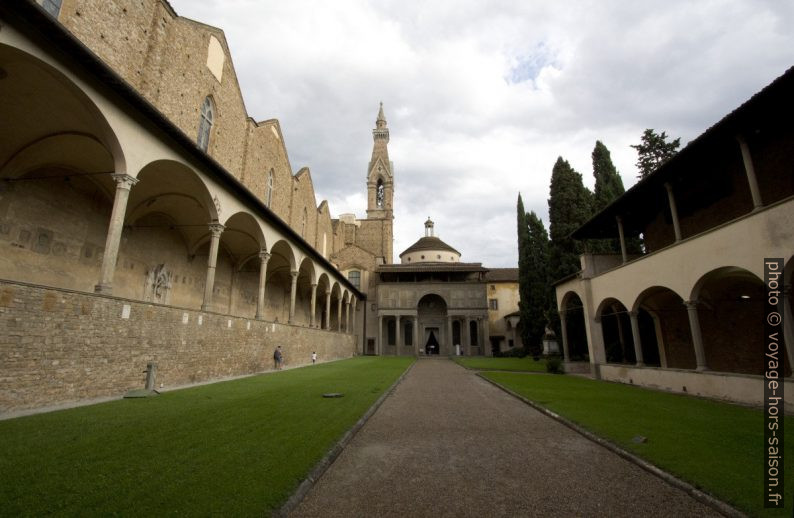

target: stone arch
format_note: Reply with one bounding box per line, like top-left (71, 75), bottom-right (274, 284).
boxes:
top-left (329, 281), bottom-right (342, 330)
top-left (690, 266), bottom-right (773, 375)
top-left (559, 291), bottom-right (589, 361)
top-left (221, 211), bottom-right (267, 317)
top-left (263, 239), bottom-right (297, 323)
top-left (294, 256), bottom-right (316, 326)
top-left (0, 44), bottom-right (127, 293)
top-left (417, 293), bottom-right (448, 355)
top-left (0, 43), bottom-right (125, 177)
top-left (596, 297), bottom-right (635, 365)
top-left (632, 286), bottom-right (691, 369)
top-left (316, 272), bottom-right (332, 330)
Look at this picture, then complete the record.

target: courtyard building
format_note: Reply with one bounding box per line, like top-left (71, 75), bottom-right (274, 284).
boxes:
top-left (554, 66), bottom-right (794, 410)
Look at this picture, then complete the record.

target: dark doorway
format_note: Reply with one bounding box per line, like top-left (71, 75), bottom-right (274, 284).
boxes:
top-left (426, 329), bottom-right (439, 355)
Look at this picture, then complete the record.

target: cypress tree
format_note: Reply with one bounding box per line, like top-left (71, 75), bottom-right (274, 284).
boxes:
top-left (524, 211), bottom-right (550, 357)
top-left (592, 140), bottom-right (625, 212)
top-left (516, 194), bottom-right (532, 353)
top-left (591, 141), bottom-right (626, 254)
top-left (548, 157), bottom-right (593, 283)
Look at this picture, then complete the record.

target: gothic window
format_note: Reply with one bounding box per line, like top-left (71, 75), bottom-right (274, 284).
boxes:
top-left (488, 299), bottom-right (498, 310)
top-left (376, 178), bottom-right (384, 208)
top-left (387, 319), bottom-right (396, 346)
top-left (404, 320), bottom-right (413, 346)
top-left (301, 207), bottom-right (308, 237)
top-left (469, 320), bottom-right (479, 346)
top-left (266, 169), bottom-right (274, 207)
top-left (42, 0), bottom-right (62, 17)
top-left (348, 270), bottom-right (360, 289)
top-left (197, 96), bottom-right (214, 151)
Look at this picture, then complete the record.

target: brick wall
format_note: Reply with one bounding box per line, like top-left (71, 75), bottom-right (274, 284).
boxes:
top-left (0, 280), bottom-right (355, 413)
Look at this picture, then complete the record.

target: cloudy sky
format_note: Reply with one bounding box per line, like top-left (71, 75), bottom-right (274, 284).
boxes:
top-left (170, 0), bottom-right (793, 267)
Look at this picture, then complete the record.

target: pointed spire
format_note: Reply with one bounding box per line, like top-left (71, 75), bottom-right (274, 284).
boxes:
top-left (377, 102), bottom-right (386, 124)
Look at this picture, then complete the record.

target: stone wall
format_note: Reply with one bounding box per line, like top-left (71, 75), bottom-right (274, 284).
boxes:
top-left (0, 280), bottom-right (355, 414)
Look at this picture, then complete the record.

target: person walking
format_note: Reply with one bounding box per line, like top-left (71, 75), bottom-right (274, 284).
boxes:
top-left (274, 346), bottom-right (283, 370)
top-left (312, 351), bottom-right (317, 364)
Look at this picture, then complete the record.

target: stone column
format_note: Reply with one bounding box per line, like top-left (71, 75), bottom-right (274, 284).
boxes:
top-left (337, 296), bottom-right (343, 332)
top-left (482, 317), bottom-right (491, 357)
top-left (255, 251), bottom-right (270, 320)
top-left (310, 283), bottom-right (318, 328)
top-left (325, 291), bottom-right (331, 330)
top-left (413, 316), bottom-right (419, 356)
top-left (377, 315), bottom-right (383, 355)
top-left (664, 182), bottom-right (682, 242)
top-left (288, 270), bottom-right (298, 324)
top-left (616, 215), bottom-right (627, 264)
top-left (736, 135), bottom-right (763, 210)
top-left (395, 316), bottom-right (401, 355)
top-left (685, 300), bottom-right (708, 371)
top-left (351, 298), bottom-right (357, 334)
top-left (95, 173), bottom-right (138, 294)
top-left (447, 315), bottom-right (454, 356)
top-left (464, 318), bottom-right (472, 356)
top-left (559, 311), bottom-right (570, 362)
top-left (345, 300), bottom-right (351, 334)
top-left (629, 310), bottom-right (644, 367)
top-left (201, 222), bottom-right (225, 312)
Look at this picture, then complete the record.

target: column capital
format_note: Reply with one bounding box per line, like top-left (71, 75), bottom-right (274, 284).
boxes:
top-left (311, 282), bottom-right (318, 288)
top-left (290, 270), bottom-right (299, 280)
top-left (615, 214), bottom-right (623, 224)
top-left (664, 181), bottom-right (673, 192)
top-left (259, 250), bottom-right (271, 263)
top-left (629, 310), bottom-right (639, 318)
top-left (684, 300), bottom-right (699, 310)
top-left (111, 173), bottom-right (138, 190)
top-left (208, 222), bottom-right (225, 237)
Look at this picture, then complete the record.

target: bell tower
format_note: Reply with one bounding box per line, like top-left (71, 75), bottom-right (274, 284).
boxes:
top-left (366, 102), bottom-right (394, 262)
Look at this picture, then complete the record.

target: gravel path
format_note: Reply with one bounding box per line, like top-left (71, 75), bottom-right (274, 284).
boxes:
top-left (291, 358), bottom-right (720, 517)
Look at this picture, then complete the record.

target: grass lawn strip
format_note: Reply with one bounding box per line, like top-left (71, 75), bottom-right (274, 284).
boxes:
top-left (454, 356), bottom-right (547, 372)
top-left (0, 356), bottom-right (414, 516)
top-left (481, 371), bottom-right (793, 518)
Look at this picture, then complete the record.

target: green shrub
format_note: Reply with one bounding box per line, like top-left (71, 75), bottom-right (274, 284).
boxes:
top-left (545, 356), bottom-right (564, 374)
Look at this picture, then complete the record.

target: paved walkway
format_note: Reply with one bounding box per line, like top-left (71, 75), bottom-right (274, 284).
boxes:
top-left (291, 359), bottom-right (719, 517)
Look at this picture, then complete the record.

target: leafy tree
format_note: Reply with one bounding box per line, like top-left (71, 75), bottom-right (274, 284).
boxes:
top-left (548, 157), bottom-right (593, 282)
top-left (632, 129), bottom-right (681, 179)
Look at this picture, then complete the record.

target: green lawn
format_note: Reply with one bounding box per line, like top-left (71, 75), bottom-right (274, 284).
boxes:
top-left (0, 356), bottom-right (413, 516)
top-left (483, 372), bottom-right (794, 517)
top-left (454, 356), bottom-right (548, 372)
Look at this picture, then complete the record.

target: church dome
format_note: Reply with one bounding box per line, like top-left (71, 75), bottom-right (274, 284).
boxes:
top-left (399, 219), bottom-right (461, 264)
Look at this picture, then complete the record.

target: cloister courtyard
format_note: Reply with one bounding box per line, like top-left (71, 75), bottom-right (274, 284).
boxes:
top-left (1, 356), bottom-right (791, 517)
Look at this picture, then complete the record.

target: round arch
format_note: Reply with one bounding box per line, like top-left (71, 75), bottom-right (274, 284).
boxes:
top-left (596, 297), bottom-right (635, 365)
top-left (417, 293), bottom-right (448, 356)
top-left (632, 286), bottom-right (690, 369)
top-left (560, 291), bottom-right (588, 361)
top-left (690, 266), bottom-right (772, 375)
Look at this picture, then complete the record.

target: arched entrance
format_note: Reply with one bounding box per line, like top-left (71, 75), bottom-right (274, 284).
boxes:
top-left (417, 293), bottom-right (448, 355)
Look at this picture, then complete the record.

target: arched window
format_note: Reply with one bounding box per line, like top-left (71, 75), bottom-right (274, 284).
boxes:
top-left (266, 169), bottom-right (274, 207)
top-left (197, 96), bottom-right (214, 151)
top-left (348, 270), bottom-right (360, 289)
top-left (301, 207), bottom-right (307, 237)
top-left (376, 178), bottom-right (385, 208)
